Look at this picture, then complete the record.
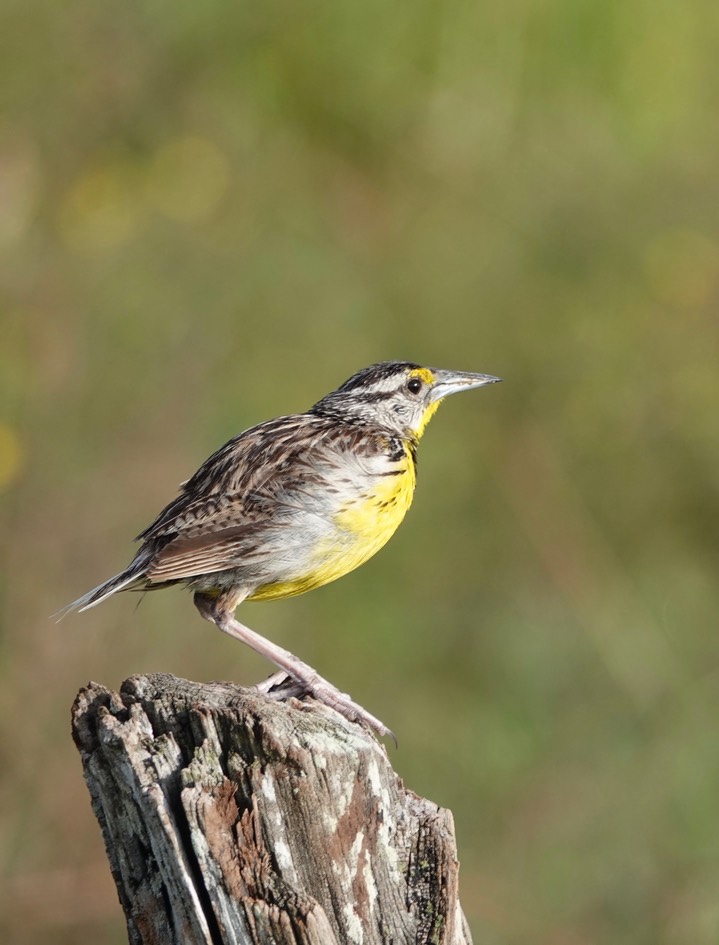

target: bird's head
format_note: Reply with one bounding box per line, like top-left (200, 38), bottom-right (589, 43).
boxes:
top-left (311, 361), bottom-right (501, 439)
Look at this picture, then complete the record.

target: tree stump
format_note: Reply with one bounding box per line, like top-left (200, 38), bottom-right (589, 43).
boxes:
top-left (71, 673), bottom-right (473, 945)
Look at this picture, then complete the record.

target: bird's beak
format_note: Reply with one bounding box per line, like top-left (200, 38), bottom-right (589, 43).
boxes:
top-left (429, 369), bottom-right (502, 403)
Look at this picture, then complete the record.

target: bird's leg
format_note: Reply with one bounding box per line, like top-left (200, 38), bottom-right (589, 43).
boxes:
top-left (194, 591), bottom-right (395, 743)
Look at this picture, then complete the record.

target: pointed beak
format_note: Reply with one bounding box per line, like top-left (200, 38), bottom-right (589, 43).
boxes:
top-left (429, 369), bottom-right (502, 403)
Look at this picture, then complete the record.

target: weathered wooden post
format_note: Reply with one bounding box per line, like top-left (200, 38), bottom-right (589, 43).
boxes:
top-left (72, 673), bottom-right (473, 945)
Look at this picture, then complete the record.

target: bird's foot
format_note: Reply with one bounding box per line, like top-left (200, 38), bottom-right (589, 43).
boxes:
top-left (253, 671), bottom-right (305, 699)
top-left (305, 676), bottom-right (397, 745)
top-left (253, 670), bottom-right (396, 745)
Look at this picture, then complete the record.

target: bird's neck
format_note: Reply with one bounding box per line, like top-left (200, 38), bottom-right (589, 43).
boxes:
top-left (410, 400), bottom-right (442, 440)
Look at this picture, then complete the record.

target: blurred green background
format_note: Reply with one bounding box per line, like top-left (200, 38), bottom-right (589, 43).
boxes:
top-left (1, 0), bottom-right (718, 942)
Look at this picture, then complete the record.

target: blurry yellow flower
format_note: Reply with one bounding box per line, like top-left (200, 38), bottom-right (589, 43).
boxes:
top-left (145, 136), bottom-right (230, 224)
top-left (59, 161), bottom-right (144, 253)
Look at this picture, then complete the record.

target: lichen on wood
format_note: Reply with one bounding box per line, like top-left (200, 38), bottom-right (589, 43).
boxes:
top-left (72, 673), bottom-right (473, 945)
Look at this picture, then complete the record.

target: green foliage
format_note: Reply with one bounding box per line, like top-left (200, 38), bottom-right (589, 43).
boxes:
top-left (1, 0), bottom-right (718, 942)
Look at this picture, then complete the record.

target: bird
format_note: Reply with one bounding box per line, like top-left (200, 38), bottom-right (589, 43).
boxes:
top-left (63, 361), bottom-right (501, 739)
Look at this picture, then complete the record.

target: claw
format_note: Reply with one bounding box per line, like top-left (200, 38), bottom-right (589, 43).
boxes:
top-left (252, 671), bottom-right (396, 745)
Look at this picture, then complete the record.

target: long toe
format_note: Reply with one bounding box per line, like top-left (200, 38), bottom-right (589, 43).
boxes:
top-left (307, 680), bottom-right (397, 745)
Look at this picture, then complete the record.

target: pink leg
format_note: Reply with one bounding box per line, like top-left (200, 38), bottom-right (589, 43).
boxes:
top-left (194, 591), bottom-right (395, 743)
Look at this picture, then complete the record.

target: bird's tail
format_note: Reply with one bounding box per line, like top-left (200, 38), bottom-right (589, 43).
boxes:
top-left (55, 564), bottom-right (146, 620)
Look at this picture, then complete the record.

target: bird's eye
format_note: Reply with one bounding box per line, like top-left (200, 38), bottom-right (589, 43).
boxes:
top-left (407, 377), bottom-right (422, 395)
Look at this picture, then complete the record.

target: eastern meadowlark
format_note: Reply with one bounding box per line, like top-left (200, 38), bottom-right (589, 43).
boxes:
top-left (64, 361), bottom-right (500, 738)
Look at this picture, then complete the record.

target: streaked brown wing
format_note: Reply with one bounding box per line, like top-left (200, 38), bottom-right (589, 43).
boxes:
top-left (136, 413), bottom-right (338, 543)
top-left (145, 525), bottom-right (262, 583)
top-left (134, 413), bottom-right (394, 584)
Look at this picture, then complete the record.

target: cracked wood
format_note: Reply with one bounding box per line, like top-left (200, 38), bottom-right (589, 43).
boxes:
top-left (71, 673), bottom-right (473, 945)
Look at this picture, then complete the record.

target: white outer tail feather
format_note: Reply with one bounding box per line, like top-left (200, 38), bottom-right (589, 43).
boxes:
top-left (55, 569), bottom-right (142, 620)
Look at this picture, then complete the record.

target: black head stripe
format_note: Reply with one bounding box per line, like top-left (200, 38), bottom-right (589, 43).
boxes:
top-left (336, 361), bottom-right (421, 393)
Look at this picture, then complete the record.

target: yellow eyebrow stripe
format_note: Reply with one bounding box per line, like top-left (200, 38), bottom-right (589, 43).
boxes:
top-left (409, 367), bottom-right (435, 385)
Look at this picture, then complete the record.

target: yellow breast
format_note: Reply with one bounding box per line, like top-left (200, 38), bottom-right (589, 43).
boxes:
top-left (248, 444), bottom-right (417, 601)
top-left (330, 459), bottom-right (416, 570)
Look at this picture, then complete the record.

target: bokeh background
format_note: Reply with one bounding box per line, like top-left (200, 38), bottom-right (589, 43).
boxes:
top-left (2, 1), bottom-right (718, 942)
